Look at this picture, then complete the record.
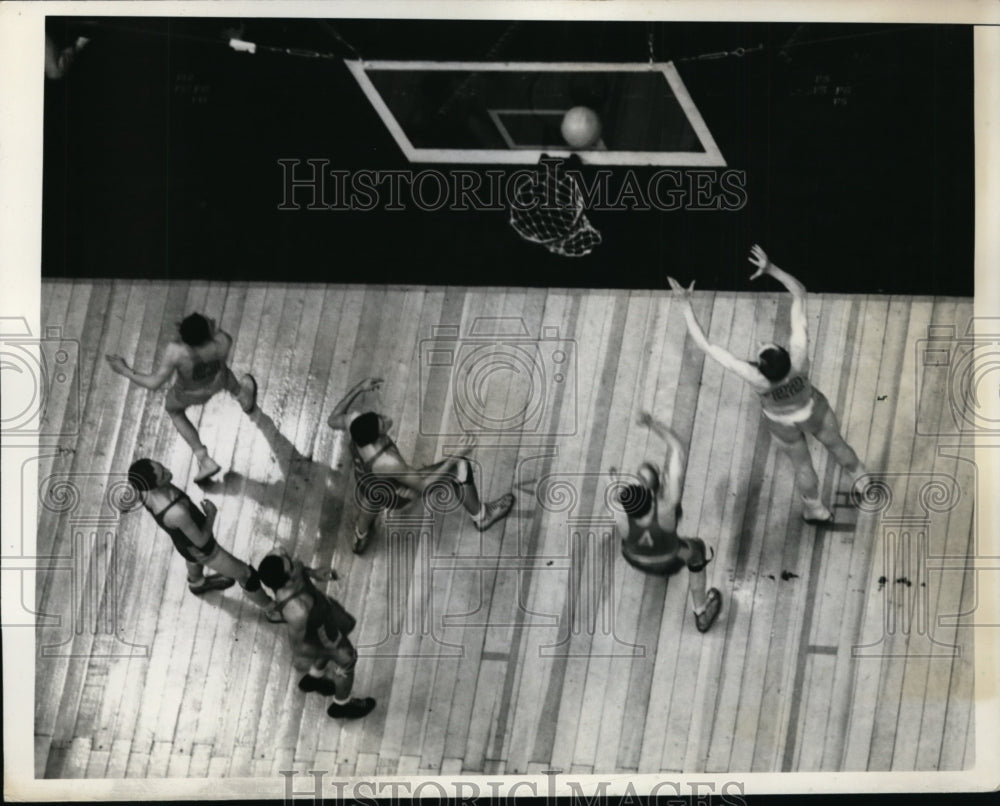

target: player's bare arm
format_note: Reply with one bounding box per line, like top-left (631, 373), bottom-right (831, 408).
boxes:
top-left (667, 276), bottom-right (770, 389)
top-left (281, 597), bottom-right (311, 652)
top-left (639, 412), bottom-right (687, 509)
top-left (304, 566), bottom-right (338, 582)
top-left (104, 344), bottom-right (179, 390)
top-left (327, 377), bottom-right (384, 429)
top-left (215, 329), bottom-right (233, 355)
top-left (749, 244), bottom-right (809, 370)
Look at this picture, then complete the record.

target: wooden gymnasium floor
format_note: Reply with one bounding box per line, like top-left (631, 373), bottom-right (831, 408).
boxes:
top-left (34, 280), bottom-right (976, 778)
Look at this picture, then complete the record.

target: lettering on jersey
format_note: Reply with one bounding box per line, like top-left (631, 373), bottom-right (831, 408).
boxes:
top-left (191, 359), bottom-right (222, 382)
top-left (772, 375), bottom-right (805, 402)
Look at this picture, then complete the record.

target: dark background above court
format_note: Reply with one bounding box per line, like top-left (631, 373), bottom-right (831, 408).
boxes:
top-left (42, 18), bottom-right (973, 295)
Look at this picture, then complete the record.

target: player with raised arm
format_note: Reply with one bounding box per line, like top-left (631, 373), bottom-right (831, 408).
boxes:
top-left (612, 411), bottom-right (721, 632)
top-left (125, 457), bottom-right (281, 620)
top-left (668, 245), bottom-right (867, 523)
top-left (327, 377), bottom-right (515, 554)
top-left (106, 313), bottom-right (258, 484)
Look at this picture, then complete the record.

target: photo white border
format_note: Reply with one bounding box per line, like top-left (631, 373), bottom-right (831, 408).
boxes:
top-left (2, 1), bottom-right (998, 800)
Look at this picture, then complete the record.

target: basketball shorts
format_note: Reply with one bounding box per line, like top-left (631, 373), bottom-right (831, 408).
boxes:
top-left (621, 536), bottom-right (708, 578)
top-left (173, 535), bottom-right (221, 564)
top-left (164, 367), bottom-right (236, 413)
top-left (296, 626), bottom-right (357, 677)
top-left (763, 388), bottom-right (833, 445)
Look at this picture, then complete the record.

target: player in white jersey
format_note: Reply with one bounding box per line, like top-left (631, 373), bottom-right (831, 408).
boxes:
top-left (668, 245), bottom-right (867, 523)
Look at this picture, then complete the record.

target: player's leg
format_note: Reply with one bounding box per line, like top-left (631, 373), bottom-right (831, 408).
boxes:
top-left (351, 474), bottom-right (392, 555)
top-left (298, 656), bottom-right (339, 696)
top-left (164, 394), bottom-right (221, 482)
top-left (166, 408), bottom-right (208, 455)
top-left (438, 457), bottom-right (514, 532)
top-left (202, 545), bottom-right (280, 615)
top-left (352, 507), bottom-right (379, 554)
top-left (810, 395), bottom-right (866, 486)
top-left (184, 558), bottom-right (235, 594)
top-left (323, 635), bottom-right (376, 719)
top-left (771, 425), bottom-right (831, 522)
top-left (681, 538), bottom-right (721, 632)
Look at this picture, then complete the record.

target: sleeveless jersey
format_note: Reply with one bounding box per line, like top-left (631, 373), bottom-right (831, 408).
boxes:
top-left (175, 340), bottom-right (226, 391)
top-left (151, 492), bottom-right (217, 562)
top-left (621, 508), bottom-right (685, 576)
top-left (273, 561), bottom-right (355, 645)
top-left (757, 370), bottom-right (813, 418)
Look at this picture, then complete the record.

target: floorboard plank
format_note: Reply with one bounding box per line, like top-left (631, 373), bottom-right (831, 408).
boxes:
top-left (541, 291), bottom-right (629, 774)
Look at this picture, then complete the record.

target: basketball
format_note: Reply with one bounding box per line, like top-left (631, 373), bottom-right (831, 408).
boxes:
top-left (560, 106), bottom-right (602, 148)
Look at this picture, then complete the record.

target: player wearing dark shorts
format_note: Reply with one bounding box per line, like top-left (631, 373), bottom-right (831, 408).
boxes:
top-left (669, 244), bottom-right (867, 524)
top-left (107, 313), bottom-right (258, 484)
top-left (257, 548), bottom-right (376, 720)
top-left (326, 377), bottom-right (515, 554)
top-left (126, 458), bottom-right (280, 619)
top-left (613, 412), bottom-right (722, 632)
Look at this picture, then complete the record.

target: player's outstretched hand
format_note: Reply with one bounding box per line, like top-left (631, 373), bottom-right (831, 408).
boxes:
top-left (748, 244), bottom-right (771, 280)
top-left (201, 499), bottom-right (217, 519)
top-left (667, 276), bottom-right (695, 300)
top-left (105, 354), bottom-right (129, 375)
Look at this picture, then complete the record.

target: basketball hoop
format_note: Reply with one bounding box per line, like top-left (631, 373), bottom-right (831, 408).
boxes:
top-left (509, 158), bottom-right (602, 258)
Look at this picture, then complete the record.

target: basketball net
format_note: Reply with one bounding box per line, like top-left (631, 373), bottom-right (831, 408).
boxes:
top-left (509, 157), bottom-right (602, 258)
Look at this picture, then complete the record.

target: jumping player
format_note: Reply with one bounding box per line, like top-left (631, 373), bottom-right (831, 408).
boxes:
top-left (256, 547), bottom-right (376, 720)
top-left (327, 377), bottom-right (515, 554)
top-left (613, 411), bottom-right (722, 632)
top-left (125, 457), bottom-right (280, 619)
top-left (106, 313), bottom-right (258, 483)
top-left (668, 244), bottom-right (867, 523)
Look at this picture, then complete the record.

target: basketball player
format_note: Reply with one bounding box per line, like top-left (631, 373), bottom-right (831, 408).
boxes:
top-left (125, 457), bottom-right (281, 619)
top-left (667, 244), bottom-right (867, 523)
top-left (327, 377), bottom-right (515, 554)
top-left (256, 547), bottom-right (376, 720)
top-left (106, 313), bottom-right (258, 483)
top-left (612, 411), bottom-right (722, 632)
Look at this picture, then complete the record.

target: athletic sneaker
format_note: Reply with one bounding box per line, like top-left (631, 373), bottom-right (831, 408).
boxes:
top-left (802, 499), bottom-right (834, 524)
top-left (695, 588), bottom-right (723, 633)
top-left (188, 574), bottom-right (235, 595)
top-left (298, 674), bottom-right (338, 697)
top-left (194, 454), bottom-right (221, 484)
top-left (238, 373), bottom-right (258, 414)
top-left (475, 493), bottom-right (515, 532)
top-left (353, 520), bottom-right (374, 555)
top-left (327, 697), bottom-right (376, 720)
